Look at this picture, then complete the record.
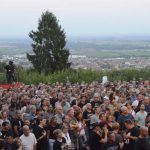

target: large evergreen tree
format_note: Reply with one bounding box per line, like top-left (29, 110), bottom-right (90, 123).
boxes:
top-left (27, 11), bottom-right (71, 74)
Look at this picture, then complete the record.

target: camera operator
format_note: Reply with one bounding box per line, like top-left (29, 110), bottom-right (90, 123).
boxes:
top-left (5, 60), bottom-right (15, 83)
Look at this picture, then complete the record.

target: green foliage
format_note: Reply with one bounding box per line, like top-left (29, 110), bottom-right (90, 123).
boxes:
top-left (27, 11), bottom-right (70, 74)
top-left (0, 59), bottom-right (150, 84)
top-left (12, 68), bottom-right (150, 84)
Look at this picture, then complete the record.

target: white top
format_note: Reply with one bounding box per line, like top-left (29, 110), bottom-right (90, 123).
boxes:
top-left (135, 111), bottom-right (147, 127)
top-left (20, 133), bottom-right (37, 150)
top-left (62, 133), bottom-right (71, 146)
top-left (132, 100), bottom-right (139, 107)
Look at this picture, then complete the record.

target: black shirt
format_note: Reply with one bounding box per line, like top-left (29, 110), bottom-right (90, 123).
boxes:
top-left (134, 137), bottom-right (150, 150)
top-left (11, 118), bottom-right (23, 137)
top-left (53, 137), bottom-right (66, 150)
top-left (5, 64), bottom-right (15, 74)
top-left (89, 131), bottom-right (102, 150)
top-left (33, 125), bottom-right (49, 150)
top-left (123, 127), bottom-right (140, 150)
top-left (83, 110), bottom-right (93, 128)
top-left (46, 124), bottom-right (60, 139)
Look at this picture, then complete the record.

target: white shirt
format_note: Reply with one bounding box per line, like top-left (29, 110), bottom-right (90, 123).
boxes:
top-left (132, 100), bottom-right (139, 107)
top-left (20, 133), bottom-right (37, 150)
top-left (135, 111), bottom-right (147, 127)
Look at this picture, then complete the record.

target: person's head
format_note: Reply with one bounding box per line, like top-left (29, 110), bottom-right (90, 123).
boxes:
top-left (140, 126), bottom-right (148, 138)
top-left (14, 138), bottom-right (22, 149)
top-left (62, 115), bottom-right (69, 123)
top-left (6, 135), bottom-right (13, 144)
top-left (30, 98), bottom-right (36, 105)
top-left (74, 111), bottom-right (82, 121)
top-left (50, 116), bottom-right (57, 124)
top-left (99, 121), bottom-right (108, 129)
top-left (9, 61), bottom-right (13, 65)
top-left (144, 97), bottom-right (150, 105)
top-left (140, 104), bottom-right (145, 111)
top-left (137, 94), bottom-right (143, 101)
top-left (124, 119), bottom-right (134, 129)
top-left (1, 111), bottom-right (8, 118)
top-left (24, 119), bottom-right (30, 126)
top-left (67, 108), bottom-right (74, 118)
top-left (126, 101), bottom-right (133, 109)
top-left (81, 96), bottom-right (86, 103)
top-left (92, 122), bottom-right (100, 132)
top-left (103, 96), bottom-right (110, 105)
top-left (37, 116), bottom-right (46, 127)
top-left (41, 99), bottom-right (47, 106)
top-left (2, 121), bottom-right (10, 130)
top-left (107, 132), bottom-right (116, 143)
top-left (112, 122), bottom-right (120, 131)
top-left (58, 92), bottom-right (63, 101)
top-left (22, 113), bottom-right (29, 121)
top-left (106, 115), bottom-right (114, 122)
top-left (86, 103), bottom-right (92, 110)
top-left (30, 106), bottom-right (36, 114)
top-left (93, 93), bottom-right (100, 102)
top-left (23, 125), bottom-right (30, 136)
top-left (121, 106), bottom-right (128, 115)
top-left (56, 106), bottom-right (63, 114)
top-left (53, 129), bottom-right (63, 139)
top-left (94, 106), bottom-right (101, 115)
top-left (99, 113), bottom-right (106, 122)
top-left (16, 110), bottom-right (21, 119)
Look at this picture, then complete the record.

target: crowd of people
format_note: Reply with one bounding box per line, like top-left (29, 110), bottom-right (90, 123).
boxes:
top-left (0, 80), bottom-right (150, 150)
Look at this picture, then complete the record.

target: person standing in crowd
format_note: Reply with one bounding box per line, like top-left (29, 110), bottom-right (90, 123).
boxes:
top-left (144, 97), bottom-right (150, 113)
top-left (135, 104), bottom-right (147, 127)
top-left (123, 119), bottom-right (140, 150)
top-left (134, 127), bottom-right (150, 150)
top-left (62, 125), bottom-right (71, 147)
top-left (4, 134), bottom-right (16, 150)
top-left (117, 106), bottom-right (133, 130)
top-left (20, 125), bottom-right (37, 150)
top-left (33, 116), bottom-right (49, 150)
top-left (11, 110), bottom-right (23, 138)
top-left (132, 94), bottom-right (143, 112)
top-left (53, 129), bottom-right (67, 150)
top-left (89, 122), bottom-right (108, 150)
top-left (47, 116), bottom-right (60, 150)
top-left (91, 93), bottom-right (101, 108)
top-left (0, 122), bottom-right (13, 140)
top-left (90, 106), bottom-right (100, 125)
top-left (83, 103), bottom-right (93, 138)
top-left (103, 131), bottom-right (124, 150)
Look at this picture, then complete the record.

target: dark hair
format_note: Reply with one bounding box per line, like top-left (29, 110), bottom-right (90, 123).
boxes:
top-left (2, 121), bottom-right (9, 127)
top-left (9, 61), bottom-right (13, 65)
top-left (36, 116), bottom-right (45, 125)
top-left (74, 111), bottom-right (82, 121)
top-left (124, 119), bottom-right (133, 125)
top-left (99, 121), bottom-right (107, 128)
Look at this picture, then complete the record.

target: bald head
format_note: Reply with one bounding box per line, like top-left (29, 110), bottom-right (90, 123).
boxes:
top-left (140, 126), bottom-right (148, 138)
top-left (23, 125), bottom-right (30, 136)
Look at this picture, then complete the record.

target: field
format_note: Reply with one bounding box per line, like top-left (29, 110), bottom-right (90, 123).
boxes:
top-left (0, 36), bottom-right (150, 58)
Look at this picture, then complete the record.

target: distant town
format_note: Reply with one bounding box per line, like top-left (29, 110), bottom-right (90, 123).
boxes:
top-left (1, 37), bottom-right (150, 70)
top-left (1, 53), bottom-right (150, 71)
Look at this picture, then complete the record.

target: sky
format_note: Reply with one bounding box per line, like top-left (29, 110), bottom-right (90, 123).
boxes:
top-left (0, 0), bottom-right (150, 38)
